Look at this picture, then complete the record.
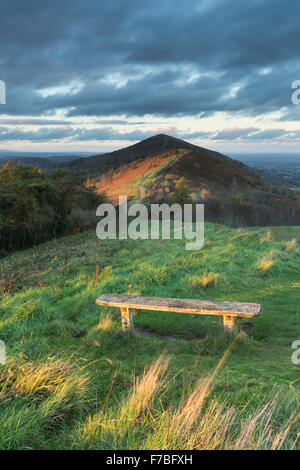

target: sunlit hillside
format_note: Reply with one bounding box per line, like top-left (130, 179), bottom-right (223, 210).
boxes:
top-left (94, 150), bottom-right (179, 203)
top-left (89, 135), bottom-right (300, 227)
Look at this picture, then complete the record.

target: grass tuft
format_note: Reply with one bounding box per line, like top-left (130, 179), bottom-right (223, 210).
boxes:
top-left (256, 257), bottom-right (274, 272)
top-left (189, 271), bottom-right (220, 288)
top-left (97, 313), bottom-right (113, 331)
top-left (286, 238), bottom-right (297, 253)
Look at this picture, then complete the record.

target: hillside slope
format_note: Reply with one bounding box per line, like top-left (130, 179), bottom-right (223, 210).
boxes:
top-left (90, 134), bottom-right (264, 200)
top-left (88, 135), bottom-right (300, 226)
top-left (0, 223), bottom-right (299, 449)
top-left (145, 148), bottom-right (267, 203)
top-left (67, 134), bottom-right (233, 176)
top-left (94, 149), bottom-right (179, 203)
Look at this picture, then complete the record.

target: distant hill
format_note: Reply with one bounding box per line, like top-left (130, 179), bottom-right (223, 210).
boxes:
top-left (2, 135), bottom-right (298, 226)
top-left (91, 135), bottom-right (300, 226)
top-left (90, 134), bottom-right (263, 200)
top-left (0, 154), bottom-right (87, 171)
top-left (0, 156), bottom-right (72, 170)
top-left (94, 146), bottom-right (265, 203)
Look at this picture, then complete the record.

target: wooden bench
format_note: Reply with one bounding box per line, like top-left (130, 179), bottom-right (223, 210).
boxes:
top-left (96, 294), bottom-right (262, 336)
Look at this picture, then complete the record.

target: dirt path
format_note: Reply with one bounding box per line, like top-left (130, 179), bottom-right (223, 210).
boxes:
top-left (137, 156), bottom-right (176, 200)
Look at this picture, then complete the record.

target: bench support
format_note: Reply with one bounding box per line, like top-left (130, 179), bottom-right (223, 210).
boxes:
top-left (223, 315), bottom-right (234, 336)
top-left (120, 307), bottom-right (134, 332)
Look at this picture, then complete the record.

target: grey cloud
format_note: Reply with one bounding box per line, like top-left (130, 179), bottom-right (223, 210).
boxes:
top-left (211, 127), bottom-right (291, 141)
top-left (73, 127), bottom-right (212, 142)
top-left (213, 128), bottom-right (260, 140)
top-left (242, 129), bottom-right (290, 140)
top-left (0, 124), bottom-right (293, 143)
top-left (0, 118), bottom-right (72, 125)
top-left (0, 126), bottom-right (75, 142)
top-left (0, 0), bottom-right (299, 133)
top-left (73, 128), bottom-right (154, 142)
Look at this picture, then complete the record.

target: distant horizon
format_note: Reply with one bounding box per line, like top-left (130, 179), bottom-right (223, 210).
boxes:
top-left (1, 146), bottom-right (300, 158)
top-left (0, 136), bottom-right (300, 159)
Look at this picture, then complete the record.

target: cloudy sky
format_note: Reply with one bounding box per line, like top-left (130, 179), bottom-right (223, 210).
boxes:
top-left (1, 0), bottom-right (300, 153)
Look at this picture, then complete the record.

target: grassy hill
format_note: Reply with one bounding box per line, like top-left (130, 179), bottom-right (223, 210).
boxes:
top-left (94, 149), bottom-right (182, 203)
top-left (92, 137), bottom-right (300, 226)
top-left (0, 223), bottom-right (299, 449)
top-left (66, 133), bottom-right (252, 178)
top-left (93, 146), bottom-right (265, 203)
top-left (66, 134), bottom-right (210, 176)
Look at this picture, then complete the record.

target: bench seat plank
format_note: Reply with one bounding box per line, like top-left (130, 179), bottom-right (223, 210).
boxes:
top-left (96, 293), bottom-right (262, 318)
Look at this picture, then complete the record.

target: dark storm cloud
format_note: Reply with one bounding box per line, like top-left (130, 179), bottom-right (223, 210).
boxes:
top-left (1, 0), bottom-right (300, 124)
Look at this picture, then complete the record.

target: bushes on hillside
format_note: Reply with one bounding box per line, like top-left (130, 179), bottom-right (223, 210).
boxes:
top-left (205, 190), bottom-right (300, 226)
top-left (0, 161), bottom-right (105, 254)
top-left (172, 177), bottom-right (191, 205)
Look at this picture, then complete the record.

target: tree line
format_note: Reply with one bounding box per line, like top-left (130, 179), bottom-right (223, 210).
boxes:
top-left (0, 161), bottom-right (105, 255)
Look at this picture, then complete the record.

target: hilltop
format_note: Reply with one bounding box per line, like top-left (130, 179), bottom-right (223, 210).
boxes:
top-left (67, 134), bottom-right (233, 176)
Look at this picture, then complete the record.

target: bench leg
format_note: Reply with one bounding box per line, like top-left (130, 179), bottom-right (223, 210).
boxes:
top-left (223, 315), bottom-right (234, 336)
top-left (120, 307), bottom-right (134, 332)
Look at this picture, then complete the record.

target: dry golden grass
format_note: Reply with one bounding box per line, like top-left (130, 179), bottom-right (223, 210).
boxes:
top-left (74, 342), bottom-right (300, 450)
top-left (286, 238), bottom-right (297, 253)
top-left (120, 355), bottom-right (170, 423)
top-left (0, 360), bottom-right (89, 403)
top-left (79, 356), bottom-right (170, 444)
top-left (189, 271), bottom-right (220, 288)
top-left (142, 340), bottom-right (299, 450)
top-left (97, 313), bottom-right (112, 331)
top-left (99, 265), bottom-right (112, 281)
top-left (259, 231), bottom-right (273, 244)
top-left (256, 257), bottom-right (274, 272)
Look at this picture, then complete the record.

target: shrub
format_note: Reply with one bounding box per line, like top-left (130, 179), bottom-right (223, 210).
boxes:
top-left (0, 161), bottom-right (105, 254)
top-left (172, 177), bottom-right (191, 205)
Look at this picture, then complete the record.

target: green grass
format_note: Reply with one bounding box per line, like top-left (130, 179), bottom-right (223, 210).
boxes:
top-left (0, 223), bottom-right (299, 449)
